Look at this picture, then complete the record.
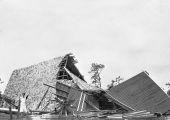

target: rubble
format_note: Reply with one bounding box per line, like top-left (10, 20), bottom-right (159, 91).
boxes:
top-left (1, 54), bottom-right (170, 120)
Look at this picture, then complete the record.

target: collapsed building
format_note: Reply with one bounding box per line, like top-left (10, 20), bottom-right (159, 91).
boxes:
top-left (108, 72), bottom-right (170, 114)
top-left (4, 54), bottom-right (130, 114)
top-left (3, 53), bottom-right (170, 118)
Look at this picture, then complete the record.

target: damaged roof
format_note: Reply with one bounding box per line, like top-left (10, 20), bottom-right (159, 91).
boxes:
top-left (4, 54), bottom-right (85, 111)
top-left (108, 72), bottom-right (170, 114)
top-left (65, 68), bottom-right (101, 92)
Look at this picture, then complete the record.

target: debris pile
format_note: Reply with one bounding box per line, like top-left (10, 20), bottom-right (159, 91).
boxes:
top-left (0, 53), bottom-right (170, 120)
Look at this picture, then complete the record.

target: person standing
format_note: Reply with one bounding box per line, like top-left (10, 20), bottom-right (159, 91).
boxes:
top-left (19, 93), bottom-right (28, 116)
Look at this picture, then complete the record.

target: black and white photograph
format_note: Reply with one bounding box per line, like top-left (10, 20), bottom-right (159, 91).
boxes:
top-left (0, 0), bottom-right (170, 119)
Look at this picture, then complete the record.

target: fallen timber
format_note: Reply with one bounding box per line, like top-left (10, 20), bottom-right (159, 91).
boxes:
top-left (2, 55), bottom-right (170, 119)
top-left (0, 109), bottom-right (167, 120)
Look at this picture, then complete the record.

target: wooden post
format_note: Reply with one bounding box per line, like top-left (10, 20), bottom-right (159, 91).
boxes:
top-left (36, 86), bottom-right (49, 110)
top-left (65, 110), bottom-right (67, 116)
top-left (0, 92), bottom-right (2, 107)
top-left (17, 98), bottom-right (20, 118)
top-left (9, 104), bottom-right (12, 120)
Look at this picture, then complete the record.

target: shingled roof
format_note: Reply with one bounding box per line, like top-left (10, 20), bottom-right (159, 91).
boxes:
top-left (4, 54), bottom-right (85, 111)
top-left (108, 72), bottom-right (170, 114)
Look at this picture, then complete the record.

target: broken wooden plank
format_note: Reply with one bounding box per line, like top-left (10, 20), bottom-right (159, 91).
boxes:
top-left (36, 86), bottom-right (50, 110)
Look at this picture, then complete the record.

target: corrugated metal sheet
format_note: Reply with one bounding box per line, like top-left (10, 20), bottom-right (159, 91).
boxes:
top-left (108, 72), bottom-right (170, 113)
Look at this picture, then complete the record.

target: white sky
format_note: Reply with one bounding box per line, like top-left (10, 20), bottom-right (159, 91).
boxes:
top-left (1, 0), bottom-right (170, 92)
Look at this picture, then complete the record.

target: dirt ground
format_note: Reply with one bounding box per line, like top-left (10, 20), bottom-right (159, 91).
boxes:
top-left (0, 113), bottom-right (101, 120)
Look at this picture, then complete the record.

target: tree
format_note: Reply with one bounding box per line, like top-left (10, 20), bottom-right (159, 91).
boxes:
top-left (88, 63), bottom-right (105, 88)
top-left (107, 76), bottom-right (124, 90)
top-left (166, 82), bottom-right (170, 87)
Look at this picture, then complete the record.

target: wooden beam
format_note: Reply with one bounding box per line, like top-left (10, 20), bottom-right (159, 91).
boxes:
top-left (43, 83), bottom-right (69, 94)
top-left (104, 91), bottom-right (134, 112)
top-left (85, 100), bottom-right (99, 111)
top-left (9, 105), bottom-right (12, 120)
top-left (52, 93), bottom-right (67, 100)
top-left (2, 95), bottom-right (18, 108)
top-left (36, 86), bottom-right (50, 110)
top-left (42, 101), bottom-right (50, 111)
top-left (57, 75), bottom-right (69, 78)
